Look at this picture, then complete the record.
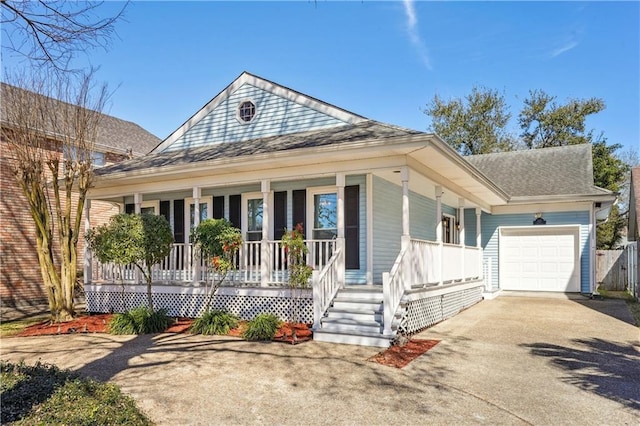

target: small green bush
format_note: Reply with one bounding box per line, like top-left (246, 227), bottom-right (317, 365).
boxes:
top-left (108, 306), bottom-right (172, 335)
top-left (1, 361), bottom-right (151, 425)
top-left (190, 309), bottom-right (239, 335)
top-left (242, 313), bottom-right (282, 341)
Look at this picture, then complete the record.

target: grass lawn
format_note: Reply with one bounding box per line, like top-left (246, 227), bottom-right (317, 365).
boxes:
top-left (0, 316), bottom-right (50, 338)
top-left (1, 361), bottom-right (152, 425)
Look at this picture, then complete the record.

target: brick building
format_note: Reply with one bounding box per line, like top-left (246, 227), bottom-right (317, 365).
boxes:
top-left (1, 83), bottom-right (160, 307)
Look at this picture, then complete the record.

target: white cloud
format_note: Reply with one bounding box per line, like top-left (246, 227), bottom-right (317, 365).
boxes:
top-left (550, 40), bottom-right (579, 58)
top-left (403, 0), bottom-right (432, 70)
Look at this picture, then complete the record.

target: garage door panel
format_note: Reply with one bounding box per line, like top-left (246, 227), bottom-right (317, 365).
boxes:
top-left (500, 226), bottom-right (580, 292)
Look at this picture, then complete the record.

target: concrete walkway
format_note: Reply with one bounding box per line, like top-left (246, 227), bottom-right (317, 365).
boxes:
top-left (2, 296), bottom-right (639, 425)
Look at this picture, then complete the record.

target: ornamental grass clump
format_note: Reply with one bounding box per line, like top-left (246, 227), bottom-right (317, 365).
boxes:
top-left (190, 309), bottom-right (239, 335)
top-left (242, 313), bottom-right (282, 341)
top-left (108, 306), bottom-right (172, 335)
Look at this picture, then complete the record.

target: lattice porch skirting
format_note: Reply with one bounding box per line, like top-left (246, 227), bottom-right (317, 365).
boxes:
top-left (85, 285), bottom-right (313, 323)
top-left (399, 282), bottom-right (484, 335)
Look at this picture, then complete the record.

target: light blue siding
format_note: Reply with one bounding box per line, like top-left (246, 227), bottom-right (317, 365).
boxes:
top-left (373, 176), bottom-right (451, 282)
top-left (481, 211), bottom-right (591, 293)
top-left (372, 176), bottom-right (403, 283)
top-left (463, 208), bottom-right (478, 247)
top-left (163, 83), bottom-right (350, 152)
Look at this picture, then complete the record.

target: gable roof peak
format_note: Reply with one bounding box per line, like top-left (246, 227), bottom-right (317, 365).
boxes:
top-left (152, 72), bottom-right (369, 153)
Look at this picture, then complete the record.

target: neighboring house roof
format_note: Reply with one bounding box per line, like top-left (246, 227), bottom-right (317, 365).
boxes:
top-left (466, 144), bottom-right (614, 200)
top-left (96, 120), bottom-right (422, 175)
top-left (628, 167), bottom-right (640, 240)
top-left (0, 83), bottom-right (160, 156)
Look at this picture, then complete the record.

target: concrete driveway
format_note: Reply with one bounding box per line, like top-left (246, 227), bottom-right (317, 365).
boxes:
top-left (2, 296), bottom-right (639, 425)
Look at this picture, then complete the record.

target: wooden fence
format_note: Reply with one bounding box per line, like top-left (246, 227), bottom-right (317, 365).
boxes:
top-left (596, 250), bottom-right (627, 291)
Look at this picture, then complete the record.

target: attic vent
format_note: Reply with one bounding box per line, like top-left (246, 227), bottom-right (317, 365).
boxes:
top-left (237, 100), bottom-right (256, 123)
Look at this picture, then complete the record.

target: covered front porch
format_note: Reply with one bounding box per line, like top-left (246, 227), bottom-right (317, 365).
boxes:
top-left (84, 135), bottom-right (506, 346)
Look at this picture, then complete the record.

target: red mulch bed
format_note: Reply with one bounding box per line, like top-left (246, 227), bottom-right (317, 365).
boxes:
top-left (16, 315), bottom-right (313, 344)
top-left (368, 339), bottom-right (440, 368)
top-left (17, 314), bottom-right (113, 336)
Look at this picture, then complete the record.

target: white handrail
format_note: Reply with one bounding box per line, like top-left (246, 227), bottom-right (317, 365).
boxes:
top-left (382, 246), bottom-right (408, 336)
top-left (312, 248), bottom-right (343, 329)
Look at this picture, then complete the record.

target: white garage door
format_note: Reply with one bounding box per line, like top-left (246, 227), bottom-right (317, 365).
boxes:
top-left (500, 226), bottom-right (580, 292)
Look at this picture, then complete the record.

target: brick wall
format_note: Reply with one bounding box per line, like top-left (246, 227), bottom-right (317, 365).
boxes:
top-left (1, 138), bottom-right (123, 308)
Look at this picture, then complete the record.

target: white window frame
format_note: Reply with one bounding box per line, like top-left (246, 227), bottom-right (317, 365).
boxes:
top-left (241, 192), bottom-right (274, 240)
top-left (442, 213), bottom-right (458, 244)
top-left (236, 98), bottom-right (257, 125)
top-left (307, 186), bottom-right (338, 241)
top-left (184, 197), bottom-right (212, 241)
top-left (140, 200), bottom-right (160, 215)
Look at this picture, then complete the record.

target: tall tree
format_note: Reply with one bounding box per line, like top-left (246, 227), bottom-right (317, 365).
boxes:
top-left (425, 86), bottom-right (515, 155)
top-left (592, 140), bottom-right (630, 249)
top-left (1, 0), bottom-right (125, 71)
top-left (2, 72), bottom-right (108, 321)
top-left (518, 89), bottom-right (605, 149)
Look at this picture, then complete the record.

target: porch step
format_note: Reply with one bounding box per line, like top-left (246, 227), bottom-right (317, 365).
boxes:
top-left (313, 329), bottom-right (393, 348)
top-left (316, 286), bottom-right (396, 348)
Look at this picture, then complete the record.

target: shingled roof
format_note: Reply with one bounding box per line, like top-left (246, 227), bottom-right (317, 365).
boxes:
top-left (466, 144), bottom-right (612, 198)
top-left (1, 83), bottom-right (160, 156)
top-left (95, 120), bottom-right (422, 175)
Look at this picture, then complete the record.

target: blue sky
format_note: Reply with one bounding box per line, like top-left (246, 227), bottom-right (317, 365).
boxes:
top-left (4, 1), bottom-right (639, 153)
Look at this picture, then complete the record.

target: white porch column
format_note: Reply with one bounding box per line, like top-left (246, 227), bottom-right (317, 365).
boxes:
top-left (134, 192), bottom-right (142, 214)
top-left (475, 208), bottom-right (482, 248)
top-left (192, 187), bottom-right (201, 284)
top-left (336, 173), bottom-right (346, 287)
top-left (435, 186), bottom-right (443, 285)
top-left (401, 167), bottom-right (410, 248)
top-left (83, 199), bottom-right (92, 285)
top-left (261, 180), bottom-right (270, 287)
top-left (459, 198), bottom-right (465, 281)
top-left (134, 193), bottom-right (142, 283)
top-left (476, 207), bottom-right (483, 286)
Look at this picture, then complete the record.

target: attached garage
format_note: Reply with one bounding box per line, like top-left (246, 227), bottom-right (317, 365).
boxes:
top-left (499, 225), bottom-right (581, 292)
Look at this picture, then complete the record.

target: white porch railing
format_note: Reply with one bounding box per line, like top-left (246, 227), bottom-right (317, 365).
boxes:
top-left (91, 239), bottom-right (337, 287)
top-left (382, 238), bottom-right (484, 335)
top-left (382, 246), bottom-right (409, 336)
top-left (312, 247), bottom-right (343, 328)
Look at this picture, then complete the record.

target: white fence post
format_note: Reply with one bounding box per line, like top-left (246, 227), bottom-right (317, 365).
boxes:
top-left (312, 270), bottom-right (321, 329)
top-left (382, 272), bottom-right (393, 336)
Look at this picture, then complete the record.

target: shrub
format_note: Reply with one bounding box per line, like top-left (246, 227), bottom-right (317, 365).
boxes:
top-left (242, 313), bottom-right (282, 341)
top-left (108, 306), bottom-right (172, 335)
top-left (1, 361), bottom-right (151, 425)
top-left (189, 310), bottom-right (239, 335)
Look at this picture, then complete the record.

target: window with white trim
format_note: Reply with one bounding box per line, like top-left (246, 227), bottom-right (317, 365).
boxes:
top-left (237, 100), bottom-right (256, 123)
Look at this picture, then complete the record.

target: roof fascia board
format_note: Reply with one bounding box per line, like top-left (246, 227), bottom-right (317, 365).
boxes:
top-left (98, 134), bottom-right (432, 182)
top-left (492, 201), bottom-right (593, 215)
top-left (507, 193), bottom-right (617, 204)
top-left (426, 134), bottom-right (511, 200)
top-left (152, 72), bottom-right (367, 153)
top-left (89, 155), bottom-right (409, 199)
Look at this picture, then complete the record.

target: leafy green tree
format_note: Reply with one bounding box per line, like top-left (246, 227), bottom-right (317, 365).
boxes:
top-left (592, 140), bottom-right (629, 193)
top-left (424, 86), bottom-right (515, 155)
top-left (591, 140), bottom-right (630, 249)
top-left (518, 90), bottom-right (605, 149)
top-left (281, 224), bottom-right (313, 341)
top-left (191, 218), bottom-right (242, 311)
top-left (87, 213), bottom-right (173, 310)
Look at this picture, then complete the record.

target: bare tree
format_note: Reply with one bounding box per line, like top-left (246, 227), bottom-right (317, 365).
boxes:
top-left (1, 71), bottom-right (108, 321)
top-left (1, 0), bottom-right (126, 71)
